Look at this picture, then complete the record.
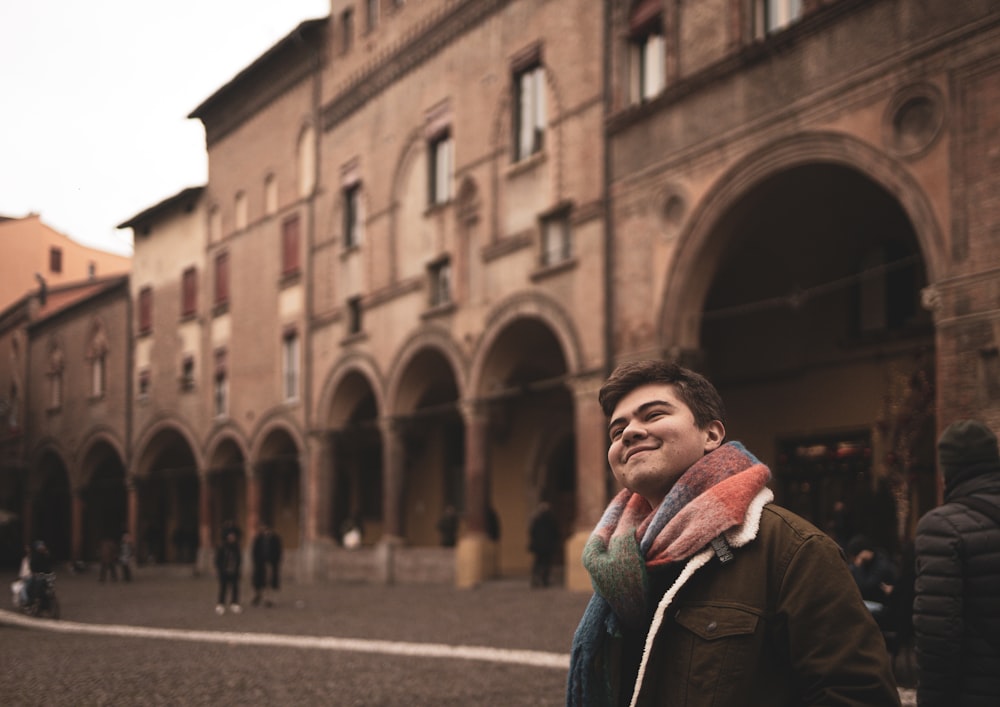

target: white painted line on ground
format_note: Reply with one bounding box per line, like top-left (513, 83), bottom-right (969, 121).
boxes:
top-left (0, 609), bottom-right (570, 670)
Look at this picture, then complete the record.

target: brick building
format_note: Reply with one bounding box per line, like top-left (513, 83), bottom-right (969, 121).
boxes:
top-left (0, 275), bottom-right (131, 565)
top-left (11, 0), bottom-right (998, 589)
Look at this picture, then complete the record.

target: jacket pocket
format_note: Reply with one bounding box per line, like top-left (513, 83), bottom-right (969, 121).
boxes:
top-left (663, 603), bottom-right (762, 704)
top-left (675, 603), bottom-right (759, 640)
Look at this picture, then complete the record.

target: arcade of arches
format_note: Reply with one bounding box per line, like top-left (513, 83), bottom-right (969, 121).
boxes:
top-left (10, 161), bottom-right (940, 587)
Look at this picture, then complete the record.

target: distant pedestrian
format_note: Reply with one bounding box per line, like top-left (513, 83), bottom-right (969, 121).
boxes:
top-left (119, 532), bottom-right (134, 582)
top-left (437, 505), bottom-right (459, 547)
top-left (913, 419), bottom-right (1000, 706)
top-left (99, 537), bottom-right (118, 582)
top-left (214, 530), bottom-right (242, 615)
top-left (251, 524), bottom-right (282, 607)
top-left (528, 502), bottom-right (559, 588)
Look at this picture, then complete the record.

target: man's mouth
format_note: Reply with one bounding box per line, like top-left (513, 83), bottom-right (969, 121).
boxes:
top-left (623, 445), bottom-right (657, 463)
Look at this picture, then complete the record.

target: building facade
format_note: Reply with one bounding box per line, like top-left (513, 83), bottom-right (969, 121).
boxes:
top-left (8, 0), bottom-right (999, 590)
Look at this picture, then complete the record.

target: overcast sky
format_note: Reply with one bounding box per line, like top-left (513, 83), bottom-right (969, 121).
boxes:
top-left (1, 0), bottom-right (330, 256)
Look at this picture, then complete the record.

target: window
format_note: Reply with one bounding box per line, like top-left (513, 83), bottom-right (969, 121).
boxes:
top-left (343, 184), bottom-right (362, 249)
top-left (282, 329), bottom-right (299, 401)
top-left (235, 191), bottom-right (248, 231)
top-left (298, 127), bottom-right (316, 198)
top-left (213, 349), bottom-right (228, 417)
top-left (513, 62), bottom-right (546, 161)
top-left (540, 211), bottom-right (572, 267)
top-left (49, 370), bottom-right (63, 409)
top-left (49, 247), bottom-right (63, 274)
top-left (138, 286), bottom-right (153, 335)
top-left (181, 267), bottom-right (197, 317)
top-left (628, 2), bottom-right (665, 104)
top-left (341, 8), bottom-right (354, 52)
top-left (429, 131), bottom-right (454, 206)
top-left (91, 354), bottom-right (106, 398)
top-left (88, 262), bottom-right (96, 279)
top-left (264, 174), bottom-right (278, 216)
top-left (428, 258), bottom-right (452, 307)
top-left (180, 354), bottom-right (195, 392)
top-left (209, 206), bottom-right (222, 243)
top-left (347, 297), bottom-right (363, 335)
top-left (214, 252), bottom-right (230, 308)
top-left (138, 368), bottom-right (151, 399)
top-left (754, 0), bottom-right (803, 37)
top-left (282, 215), bottom-right (301, 276)
top-left (365, 0), bottom-right (378, 31)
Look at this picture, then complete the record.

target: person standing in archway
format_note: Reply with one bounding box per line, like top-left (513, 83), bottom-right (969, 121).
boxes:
top-left (214, 530), bottom-right (242, 615)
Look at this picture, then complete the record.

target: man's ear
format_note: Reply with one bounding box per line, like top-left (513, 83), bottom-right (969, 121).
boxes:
top-left (703, 420), bottom-right (725, 453)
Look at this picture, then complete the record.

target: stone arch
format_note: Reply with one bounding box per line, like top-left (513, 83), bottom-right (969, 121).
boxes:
top-left (132, 417), bottom-right (205, 479)
top-left (316, 352), bottom-right (387, 428)
top-left (660, 131), bottom-right (947, 349)
top-left (386, 325), bottom-right (469, 416)
top-left (250, 413), bottom-right (306, 464)
top-left (470, 291), bottom-right (585, 395)
top-left (76, 427), bottom-right (126, 487)
top-left (204, 423), bottom-right (251, 471)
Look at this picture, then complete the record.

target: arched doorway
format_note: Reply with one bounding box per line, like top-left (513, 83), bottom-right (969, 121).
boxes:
top-left (328, 370), bottom-right (383, 545)
top-left (81, 441), bottom-right (126, 561)
top-left (207, 437), bottom-right (247, 547)
top-left (698, 162), bottom-right (934, 553)
top-left (476, 317), bottom-right (574, 575)
top-left (256, 428), bottom-right (301, 551)
top-left (32, 452), bottom-right (72, 561)
top-left (392, 347), bottom-right (463, 547)
top-left (136, 428), bottom-right (199, 564)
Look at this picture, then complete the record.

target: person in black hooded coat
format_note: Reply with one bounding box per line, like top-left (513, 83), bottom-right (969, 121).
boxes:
top-left (913, 419), bottom-right (1000, 706)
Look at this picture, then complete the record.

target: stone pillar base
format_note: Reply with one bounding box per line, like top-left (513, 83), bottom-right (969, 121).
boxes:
top-left (564, 530), bottom-right (592, 592)
top-left (454, 533), bottom-right (496, 588)
top-left (376, 536), bottom-right (403, 585)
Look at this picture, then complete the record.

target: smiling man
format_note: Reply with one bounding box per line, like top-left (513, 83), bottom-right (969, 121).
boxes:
top-left (567, 360), bottom-right (899, 707)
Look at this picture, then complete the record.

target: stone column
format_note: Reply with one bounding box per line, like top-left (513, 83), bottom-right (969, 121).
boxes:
top-left (246, 463), bottom-right (260, 537)
top-left (71, 489), bottom-right (85, 563)
top-left (455, 400), bottom-right (491, 588)
top-left (376, 417), bottom-right (405, 585)
top-left (566, 374), bottom-right (611, 591)
top-left (126, 477), bottom-right (139, 554)
top-left (197, 475), bottom-right (212, 574)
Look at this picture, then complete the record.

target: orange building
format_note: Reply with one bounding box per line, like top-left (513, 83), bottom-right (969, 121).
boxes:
top-left (0, 213), bottom-right (131, 311)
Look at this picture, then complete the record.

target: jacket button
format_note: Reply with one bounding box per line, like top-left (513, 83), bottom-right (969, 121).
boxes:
top-left (706, 621), bottom-right (718, 633)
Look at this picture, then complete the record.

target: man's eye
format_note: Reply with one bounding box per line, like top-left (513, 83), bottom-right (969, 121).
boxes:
top-left (610, 428), bottom-right (622, 441)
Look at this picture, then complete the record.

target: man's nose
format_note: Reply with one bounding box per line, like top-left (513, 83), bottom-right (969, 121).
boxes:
top-left (622, 421), bottom-right (646, 443)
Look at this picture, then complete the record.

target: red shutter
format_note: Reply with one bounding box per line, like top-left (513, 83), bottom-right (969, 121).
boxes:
top-left (215, 252), bottom-right (229, 305)
top-left (182, 267), bottom-right (197, 316)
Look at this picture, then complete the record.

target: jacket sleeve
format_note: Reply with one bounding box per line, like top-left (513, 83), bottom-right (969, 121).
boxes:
top-left (779, 532), bottom-right (900, 706)
top-left (912, 510), bottom-right (964, 706)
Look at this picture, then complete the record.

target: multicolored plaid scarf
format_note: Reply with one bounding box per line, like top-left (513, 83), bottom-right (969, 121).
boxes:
top-left (567, 441), bottom-right (771, 706)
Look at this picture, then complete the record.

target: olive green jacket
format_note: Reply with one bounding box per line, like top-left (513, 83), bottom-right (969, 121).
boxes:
top-left (613, 497), bottom-right (900, 706)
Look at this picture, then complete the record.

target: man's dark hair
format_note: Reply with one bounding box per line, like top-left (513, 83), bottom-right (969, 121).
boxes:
top-left (598, 359), bottom-right (726, 429)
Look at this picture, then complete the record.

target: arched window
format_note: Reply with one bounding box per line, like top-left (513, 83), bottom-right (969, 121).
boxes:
top-left (298, 125), bottom-right (316, 198)
top-left (264, 173), bottom-right (278, 216)
top-left (235, 191), bottom-right (248, 231)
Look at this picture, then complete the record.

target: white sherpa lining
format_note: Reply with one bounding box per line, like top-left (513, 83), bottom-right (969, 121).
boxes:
top-left (628, 487), bottom-right (774, 707)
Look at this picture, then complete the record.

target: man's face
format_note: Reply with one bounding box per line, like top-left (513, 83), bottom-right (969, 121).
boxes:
top-left (607, 383), bottom-right (724, 508)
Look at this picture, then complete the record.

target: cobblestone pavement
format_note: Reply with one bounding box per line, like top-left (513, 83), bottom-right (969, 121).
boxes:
top-left (1, 565), bottom-right (916, 706)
